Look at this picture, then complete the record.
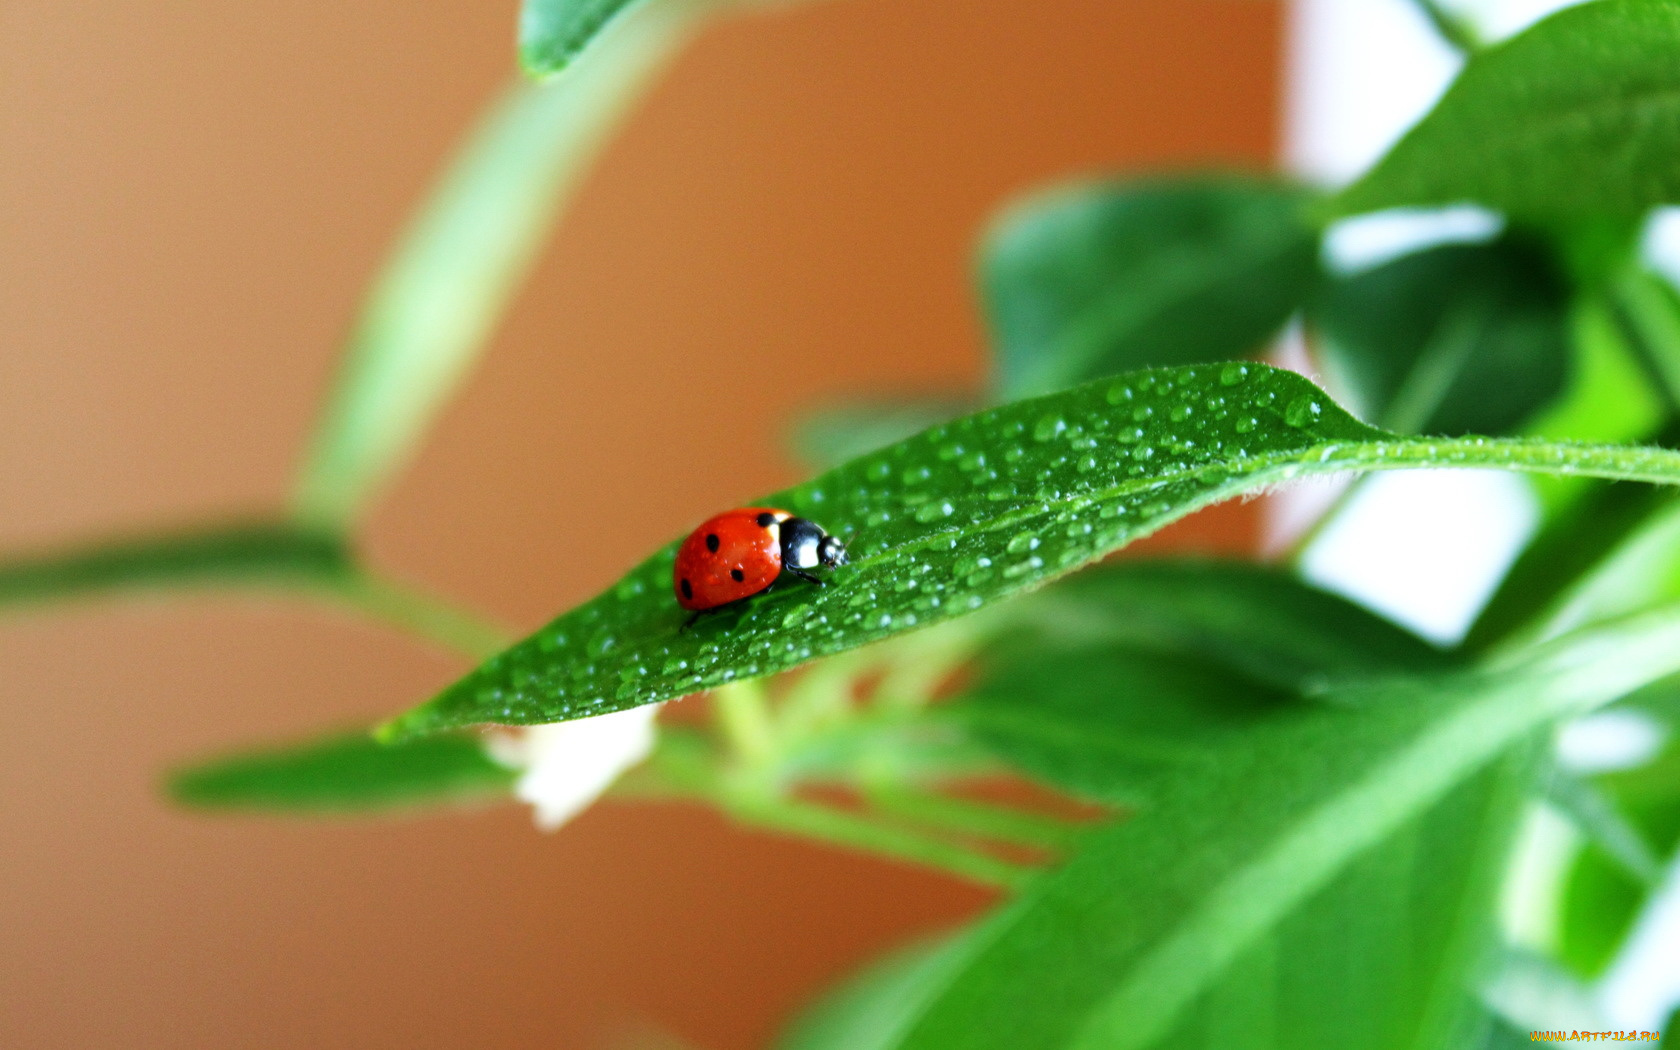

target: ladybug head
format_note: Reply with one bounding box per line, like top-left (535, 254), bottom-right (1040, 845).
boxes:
top-left (817, 534), bottom-right (849, 568)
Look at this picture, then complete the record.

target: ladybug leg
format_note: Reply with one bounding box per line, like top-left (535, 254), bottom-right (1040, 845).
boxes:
top-left (679, 610), bottom-right (706, 633)
top-left (786, 567), bottom-right (824, 587)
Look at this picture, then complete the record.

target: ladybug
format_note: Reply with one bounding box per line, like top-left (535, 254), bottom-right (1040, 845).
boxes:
top-left (674, 507), bottom-right (849, 621)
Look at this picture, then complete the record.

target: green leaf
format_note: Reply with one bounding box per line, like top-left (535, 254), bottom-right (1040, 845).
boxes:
top-left (982, 177), bottom-right (1320, 398)
top-left (778, 934), bottom-right (977, 1050)
top-left (1557, 726), bottom-right (1680, 977)
top-left (885, 607), bottom-right (1680, 1050)
top-left (954, 561), bottom-right (1450, 803)
top-left (1311, 237), bottom-right (1571, 435)
top-left (292, 0), bottom-right (702, 529)
top-left (379, 362), bottom-right (1680, 741)
top-left (0, 522), bottom-right (348, 610)
top-left (169, 731), bottom-right (514, 813)
top-left (1005, 559), bottom-right (1451, 694)
top-left (1467, 478), bottom-right (1680, 651)
top-left (1336, 0), bottom-right (1680, 221)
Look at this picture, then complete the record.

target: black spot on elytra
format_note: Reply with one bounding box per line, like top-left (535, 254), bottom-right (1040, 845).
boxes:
top-left (730, 568), bottom-right (745, 582)
top-left (680, 579), bottom-right (693, 599)
top-left (705, 533), bottom-right (720, 553)
top-left (756, 512), bottom-right (775, 527)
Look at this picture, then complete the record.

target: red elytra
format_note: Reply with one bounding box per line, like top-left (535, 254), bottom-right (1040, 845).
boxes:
top-left (673, 507), bottom-right (790, 611)
top-left (673, 507), bottom-right (850, 613)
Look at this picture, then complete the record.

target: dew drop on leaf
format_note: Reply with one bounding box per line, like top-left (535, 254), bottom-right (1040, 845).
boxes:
top-left (1033, 414), bottom-right (1067, 442)
top-left (1221, 362), bottom-right (1249, 386)
top-left (1006, 532), bottom-right (1040, 555)
top-left (1285, 396), bottom-right (1323, 428)
top-left (914, 500), bottom-right (956, 523)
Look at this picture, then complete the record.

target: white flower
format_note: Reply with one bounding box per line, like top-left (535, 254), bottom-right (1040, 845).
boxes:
top-left (488, 704), bottom-right (660, 830)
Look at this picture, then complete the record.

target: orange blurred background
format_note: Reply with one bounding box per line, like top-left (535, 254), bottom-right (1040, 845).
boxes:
top-left (0, 1), bottom-right (1280, 1046)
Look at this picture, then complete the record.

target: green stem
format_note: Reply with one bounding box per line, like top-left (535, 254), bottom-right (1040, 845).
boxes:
top-left (865, 784), bottom-right (1088, 853)
top-left (713, 679), bottom-right (777, 767)
top-left (1406, 0), bottom-right (1482, 55)
top-left (327, 573), bottom-right (513, 660)
top-left (723, 791), bottom-right (1033, 890)
top-left (632, 738), bottom-right (1034, 889)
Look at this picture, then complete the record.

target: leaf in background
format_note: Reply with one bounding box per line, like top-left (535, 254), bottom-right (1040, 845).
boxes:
top-left (1467, 477), bottom-right (1680, 651)
top-left (981, 177), bottom-right (1320, 399)
top-left (379, 362), bottom-right (1680, 741)
top-left (1336, 0), bottom-right (1680, 220)
top-left (885, 607), bottom-right (1680, 1050)
top-left (1311, 237), bottom-right (1570, 435)
top-left (778, 933), bottom-right (977, 1050)
top-left (790, 399), bottom-right (974, 472)
top-left (1008, 559), bottom-right (1451, 695)
top-left (169, 731), bottom-right (513, 813)
top-left (1556, 733), bottom-right (1680, 978)
top-left (953, 561), bottom-right (1450, 803)
top-left (955, 645), bottom-right (1288, 805)
top-left (0, 522), bottom-right (348, 611)
top-left (292, 0), bottom-right (702, 530)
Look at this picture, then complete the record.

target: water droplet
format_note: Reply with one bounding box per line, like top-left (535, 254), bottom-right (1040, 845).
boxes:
top-left (1118, 426), bottom-right (1143, 444)
top-left (1131, 445), bottom-right (1155, 461)
top-left (1169, 404), bottom-right (1193, 422)
top-left (1006, 532), bottom-right (1040, 554)
top-left (1235, 416), bottom-right (1258, 433)
top-left (1077, 453), bottom-right (1099, 472)
top-left (1004, 444), bottom-right (1027, 463)
top-left (1033, 414), bottom-right (1067, 442)
top-left (587, 630), bottom-right (617, 658)
top-left (1003, 555), bottom-right (1045, 579)
top-left (1106, 382), bottom-right (1134, 404)
top-left (902, 465), bottom-right (932, 485)
top-left (1285, 397), bottom-right (1322, 428)
top-left (955, 554), bottom-right (993, 575)
top-left (1220, 362), bottom-right (1249, 386)
top-left (1131, 406), bottom-right (1153, 422)
top-left (914, 500), bottom-right (956, 523)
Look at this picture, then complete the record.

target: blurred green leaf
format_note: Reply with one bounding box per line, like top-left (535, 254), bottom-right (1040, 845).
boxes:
top-left (981, 177), bottom-right (1319, 398)
top-left (1009, 559), bottom-right (1451, 695)
top-left (883, 606), bottom-right (1680, 1050)
top-left (0, 522), bottom-right (348, 611)
top-left (1557, 729), bottom-right (1680, 977)
top-left (791, 399), bottom-right (974, 472)
top-left (778, 933), bottom-right (977, 1050)
top-left (1468, 479), bottom-right (1680, 651)
top-left (954, 561), bottom-right (1449, 803)
top-left (1603, 264), bottom-right (1680, 413)
top-left (956, 646), bottom-right (1288, 805)
top-left (1311, 237), bottom-right (1570, 435)
top-left (293, 0), bottom-right (702, 530)
top-left (380, 362), bottom-right (1680, 741)
top-left (169, 730), bottom-right (513, 813)
top-left (1336, 0), bottom-right (1680, 220)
